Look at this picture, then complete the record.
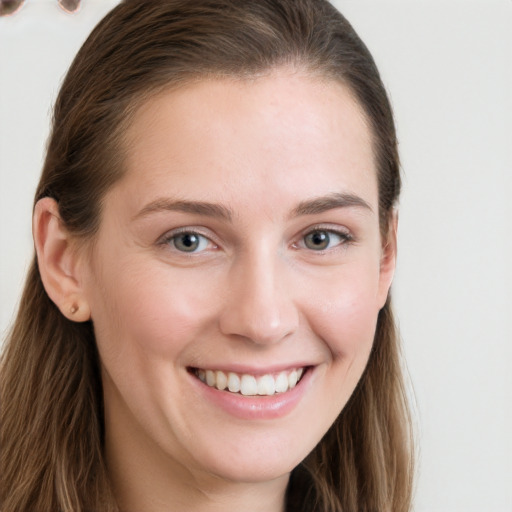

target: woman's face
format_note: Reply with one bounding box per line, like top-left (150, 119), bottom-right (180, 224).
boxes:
top-left (80, 71), bottom-right (395, 485)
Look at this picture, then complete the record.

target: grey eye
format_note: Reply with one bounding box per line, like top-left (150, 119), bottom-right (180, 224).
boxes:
top-left (172, 232), bottom-right (208, 253)
top-left (303, 230), bottom-right (346, 251)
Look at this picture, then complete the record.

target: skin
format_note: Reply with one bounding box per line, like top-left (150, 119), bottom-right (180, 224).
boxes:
top-left (34, 70), bottom-right (397, 512)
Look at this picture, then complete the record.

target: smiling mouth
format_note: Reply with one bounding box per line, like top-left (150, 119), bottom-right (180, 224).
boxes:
top-left (189, 367), bottom-right (308, 396)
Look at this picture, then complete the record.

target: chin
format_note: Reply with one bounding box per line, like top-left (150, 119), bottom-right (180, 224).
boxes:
top-left (198, 452), bottom-right (300, 484)
top-left (177, 424), bottom-right (316, 485)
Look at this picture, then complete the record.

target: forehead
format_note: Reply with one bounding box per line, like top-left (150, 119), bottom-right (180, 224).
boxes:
top-left (117, 71), bottom-right (377, 215)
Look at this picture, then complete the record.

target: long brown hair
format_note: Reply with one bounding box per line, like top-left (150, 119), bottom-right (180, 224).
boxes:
top-left (0, 1), bottom-right (414, 510)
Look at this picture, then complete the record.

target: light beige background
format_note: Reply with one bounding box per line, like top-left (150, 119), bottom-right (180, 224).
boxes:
top-left (1, 1), bottom-right (511, 510)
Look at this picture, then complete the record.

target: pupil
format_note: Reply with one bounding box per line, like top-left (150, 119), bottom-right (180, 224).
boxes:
top-left (182, 234), bottom-right (195, 247)
top-left (312, 232), bottom-right (326, 245)
top-left (175, 233), bottom-right (199, 252)
top-left (306, 231), bottom-right (329, 250)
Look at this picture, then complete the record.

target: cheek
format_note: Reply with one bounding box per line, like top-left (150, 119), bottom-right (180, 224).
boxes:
top-left (86, 261), bottom-right (220, 437)
top-left (302, 262), bottom-right (382, 359)
top-left (293, 262), bottom-right (382, 435)
top-left (89, 260), bottom-right (219, 360)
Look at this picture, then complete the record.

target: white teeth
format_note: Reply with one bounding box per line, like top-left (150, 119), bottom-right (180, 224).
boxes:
top-left (227, 372), bottom-right (241, 393)
top-left (275, 371), bottom-right (289, 393)
top-left (288, 369), bottom-right (298, 389)
top-left (257, 374), bottom-right (276, 396)
top-left (196, 367), bottom-right (306, 396)
top-left (215, 370), bottom-right (227, 390)
top-left (206, 370), bottom-right (216, 387)
top-left (240, 375), bottom-right (258, 396)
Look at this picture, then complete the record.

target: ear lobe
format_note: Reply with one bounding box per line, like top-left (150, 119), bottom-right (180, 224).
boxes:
top-left (33, 198), bottom-right (91, 322)
top-left (377, 210), bottom-right (398, 308)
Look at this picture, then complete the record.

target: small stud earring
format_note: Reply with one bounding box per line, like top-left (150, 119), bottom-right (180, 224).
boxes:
top-left (70, 304), bottom-right (79, 315)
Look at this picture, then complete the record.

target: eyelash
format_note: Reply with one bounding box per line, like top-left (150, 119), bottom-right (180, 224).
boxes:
top-left (158, 226), bottom-right (354, 255)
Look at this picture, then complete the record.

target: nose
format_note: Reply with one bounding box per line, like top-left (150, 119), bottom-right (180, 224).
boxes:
top-left (218, 253), bottom-right (299, 345)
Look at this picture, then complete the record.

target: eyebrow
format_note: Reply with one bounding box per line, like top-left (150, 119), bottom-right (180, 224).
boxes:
top-left (134, 192), bottom-right (372, 222)
top-left (290, 192), bottom-right (373, 217)
top-left (134, 198), bottom-right (233, 222)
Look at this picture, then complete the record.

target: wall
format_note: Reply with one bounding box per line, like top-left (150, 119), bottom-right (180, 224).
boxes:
top-left (1, 1), bottom-right (510, 510)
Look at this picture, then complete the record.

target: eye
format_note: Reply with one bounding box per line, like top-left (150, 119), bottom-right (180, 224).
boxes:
top-left (166, 231), bottom-right (211, 253)
top-left (301, 229), bottom-right (351, 251)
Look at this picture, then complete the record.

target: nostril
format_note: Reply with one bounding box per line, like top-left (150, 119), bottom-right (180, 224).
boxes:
top-left (220, 314), bottom-right (297, 346)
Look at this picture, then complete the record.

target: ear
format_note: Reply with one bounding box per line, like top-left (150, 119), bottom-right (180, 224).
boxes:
top-left (377, 209), bottom-right (398, 308)
top-left (33, 197), bottom-right (91, 322)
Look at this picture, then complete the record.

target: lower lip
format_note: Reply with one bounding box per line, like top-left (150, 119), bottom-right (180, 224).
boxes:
top-left (188, 368), bottom-right (313, 420)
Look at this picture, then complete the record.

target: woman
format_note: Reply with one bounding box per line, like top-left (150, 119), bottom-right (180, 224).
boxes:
top-left (0, 1), bottom-right (414, 511)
